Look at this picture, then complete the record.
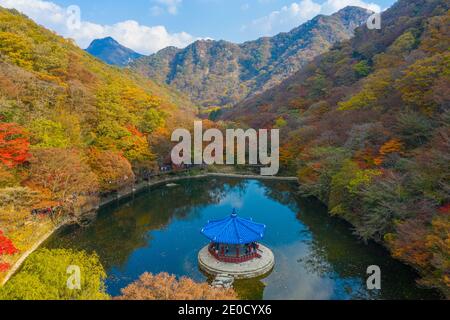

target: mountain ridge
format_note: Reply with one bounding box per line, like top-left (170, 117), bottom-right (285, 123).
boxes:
top-left (130, 6), bottom-right (372, 108)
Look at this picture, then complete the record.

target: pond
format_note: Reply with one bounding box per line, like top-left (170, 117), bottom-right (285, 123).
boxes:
top-left (45, 177), bottom-right (440, 300)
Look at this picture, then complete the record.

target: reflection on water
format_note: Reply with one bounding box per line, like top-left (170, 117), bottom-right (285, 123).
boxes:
top-left (45, 178), bottom-right (440, 300)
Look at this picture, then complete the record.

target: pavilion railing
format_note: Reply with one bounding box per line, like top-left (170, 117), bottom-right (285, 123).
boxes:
top-left (208, 244), bottom-right (261, 264)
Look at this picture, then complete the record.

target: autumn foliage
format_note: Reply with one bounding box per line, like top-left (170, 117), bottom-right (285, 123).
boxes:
top-left (0, 122), bottom-right (30, 168)
top-left (374, 139), bottom-right (403, 166)
top-left (116, 272), bottom-right (238, 300)
top-left (0, 263), bottom-right (11, 272)
top-left (0, 230), bottom-right (19, 256)
top-left (27, 148), bottom-right (99, 202)
top-left (88, 149), bottom-right (135, 192)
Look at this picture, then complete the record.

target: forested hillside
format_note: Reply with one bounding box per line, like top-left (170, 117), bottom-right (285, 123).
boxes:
top-left (131, 7), bottom-right (371, 108)
top-left (223, 0), bottom-right (449, 297)
top-left (0, 7), bottom-right (195, 279)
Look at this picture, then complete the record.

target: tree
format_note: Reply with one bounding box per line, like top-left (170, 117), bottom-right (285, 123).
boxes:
top-left (120, 86), bottom-right (160, 114)
top-left (0, 249), bottom-right (109, 300)
top-left (94, 121), bottom-right (154, 164)
top-left (88, 149), bottom-right (135, 192)
top-left (395, 111), bottom-right (433, 148)
top-left (0, 263), bottom-right (11, 272)
top-left (274, 117), bottom-right (287, 129)
top-left (116, 272), bottom-right (237, 300)
top-left (396, 53), bottom-right (449, 113)
top-left (0, 187), bottom-right (38, 211)
top-left (338, 69), bottom-right (391, 111)
top-left (353, 60), bottom-right (372, 78)
top-left (140, 108), bottom-right (165, 134)
top-left (0, 31), bottom-right (33, 69)
top-left (0, 164), bottom-right (17, 187)
top-left (279, 141), bottom-right (299, 173)
top-left (28, 148), bottom-right (98, 204)
top-left (359, 173), bottom-right (410, 241)
top-left (374, 139), bottom-right (403, 166)
top-left (0, 187), bottom-right (39, 226)
top-left (0, 230), bottom-right (19, 256)
top-left (0, 122), bottom-right (30, 168)
top-left (148, 127), bottom-right (173, 165)
top-left (307, 72), bottom-right (330, 99)
top-left (423, 213), bottom-right (450, 297)
top-left (297, 147), bottom-right (350, 204)
top-left (29, 118), bottom-right (70, 148)
top-left (329, 159), bottom-right (381, 218)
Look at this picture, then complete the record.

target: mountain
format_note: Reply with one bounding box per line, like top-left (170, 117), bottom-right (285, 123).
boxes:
top-left (223, 0), bottom-right (449, 297)
top-left (131, 6), bottom-right (372, 108)
top-left (86, 37), bottom-right (143, 66)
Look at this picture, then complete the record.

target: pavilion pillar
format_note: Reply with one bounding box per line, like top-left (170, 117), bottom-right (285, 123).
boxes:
top-left (236, 246), bottom-right (240, 258)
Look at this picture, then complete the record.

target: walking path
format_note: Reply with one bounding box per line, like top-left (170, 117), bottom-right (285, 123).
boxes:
top-left (1, 228), bottom-right (56, 286)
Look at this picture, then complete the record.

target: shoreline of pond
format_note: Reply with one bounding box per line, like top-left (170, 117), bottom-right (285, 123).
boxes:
top-left (1, 172), bottom-right (298, 286)
top-left (3, 172), bottom-right (443, 299)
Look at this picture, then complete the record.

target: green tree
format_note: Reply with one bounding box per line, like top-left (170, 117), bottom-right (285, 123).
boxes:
top-left (395, 111), bottom-right (433, 148)
top-left (0, 249), bottom-right (109, 300)
top-left (274, 117), bottom-right (287, 129)
top-left (353, 60), bottom-right (372, 78)
top-left (140, 108), bottom-right (165, 134)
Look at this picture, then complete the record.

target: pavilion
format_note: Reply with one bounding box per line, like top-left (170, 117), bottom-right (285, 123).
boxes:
top-left (198, 209), bottom-right (275, 279)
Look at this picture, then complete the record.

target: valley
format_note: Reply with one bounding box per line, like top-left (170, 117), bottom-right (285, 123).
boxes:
top-left (0, 0), bottom-right (448, 300)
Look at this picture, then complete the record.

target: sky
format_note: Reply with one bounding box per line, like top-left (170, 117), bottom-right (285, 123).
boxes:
top-left (0, 0), bottom-right (396, 55)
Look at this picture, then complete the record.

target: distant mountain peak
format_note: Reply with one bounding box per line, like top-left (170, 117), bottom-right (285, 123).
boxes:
top-left (333, 6), bottom-right (374, 30)
top-left (98, 36), bottom-right (116, 42)
top-left (86, 37), bottom-right (143, 67)
top-left (336, 5), bottom-right (373, 14)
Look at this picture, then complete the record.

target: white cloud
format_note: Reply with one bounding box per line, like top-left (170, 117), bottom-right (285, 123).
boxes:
top-left (153, 0), bottom-right (182, 15)
top-left (0, 0), bottom-right (199, 54)
top-left (243, 0), bottom-right (381, 36)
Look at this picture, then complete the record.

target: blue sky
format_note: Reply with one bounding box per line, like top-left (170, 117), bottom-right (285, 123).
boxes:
top-left (0, 0), bottom-right (396, 54)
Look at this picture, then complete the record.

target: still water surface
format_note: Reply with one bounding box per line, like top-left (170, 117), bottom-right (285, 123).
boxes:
top-left (45, 178), bottom-right (440, 299)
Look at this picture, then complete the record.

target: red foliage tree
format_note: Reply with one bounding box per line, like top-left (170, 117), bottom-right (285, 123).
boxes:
top-left (0, 122), bottom-right (30, 168)
top-left (438, 204), bottom-right (450, 214)
top-left (0, 230), bottom-right (19, 255)
top-left (0, 263), bottom-right (11, 272)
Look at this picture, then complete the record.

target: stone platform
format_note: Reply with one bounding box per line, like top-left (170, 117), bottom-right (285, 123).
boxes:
top-left (198, 244), bottom-right (275, 279)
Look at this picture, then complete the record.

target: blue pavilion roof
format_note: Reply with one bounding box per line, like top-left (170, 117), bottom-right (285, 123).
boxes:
top-left (201, 210), bottom-right (266, 245)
